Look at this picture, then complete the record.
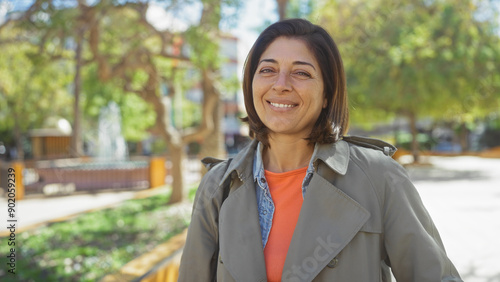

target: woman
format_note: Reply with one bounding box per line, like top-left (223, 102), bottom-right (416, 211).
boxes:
top-left (179, 19), bottom-right (462, 282)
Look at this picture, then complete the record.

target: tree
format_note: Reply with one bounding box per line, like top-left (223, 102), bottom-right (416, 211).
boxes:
top-left (276, 0), bottom-right (289, 20)
top-left (313, 0), bottom-right (500, 161)
top-left (191, 0), bottom-right (226, 163)
top-left (4, 0), bottom-right (241, 202)
top-left (83, 0), bottom-right (233, 203)
top-left (0, 23), bottom-right (73, 160)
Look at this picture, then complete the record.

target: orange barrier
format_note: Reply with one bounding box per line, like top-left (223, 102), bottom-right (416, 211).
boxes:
top-left (392, 148), bottom-right (410, 161)
top-left (0, 161), bottom-right (24, 200)
top-left (101, 229), bottom-right (187, 282)
top-left (479, 146), bottom-right (500, 158)
top-left (12, 162), bottom-right (24, 200)
top-left (149, 157), bottom-right (166, 188)
top-left (141, 253), bottom-right (181, 282)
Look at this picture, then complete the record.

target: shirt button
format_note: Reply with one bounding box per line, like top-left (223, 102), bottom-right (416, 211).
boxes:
top-left (263, 210), bottom-right (267, 215)
top-left (260, 178), bottom-right (266, 183)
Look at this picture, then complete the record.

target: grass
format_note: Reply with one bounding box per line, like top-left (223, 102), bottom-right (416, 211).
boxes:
top-left (0, 184), bottom-right (199, 282)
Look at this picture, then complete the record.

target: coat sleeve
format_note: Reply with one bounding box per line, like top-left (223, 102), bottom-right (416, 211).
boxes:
top-left (382, 162), bottom-right (463, 282)
top-left (178, 163), bottom-right (226, 281)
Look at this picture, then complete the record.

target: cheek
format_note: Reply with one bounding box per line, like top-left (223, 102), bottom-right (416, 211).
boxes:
top-left (252, 78), bottom-right (262, 95)
top-left (252, 81), bottom-right (265, 105)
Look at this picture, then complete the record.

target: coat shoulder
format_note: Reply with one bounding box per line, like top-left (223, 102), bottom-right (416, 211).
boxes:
top-left (192, 158), bottom-right (231, 211)
top-left (343, 136), bottom-right (409, 186)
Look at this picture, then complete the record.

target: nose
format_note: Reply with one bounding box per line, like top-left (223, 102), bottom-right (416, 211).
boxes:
top-left (272, 72), bottom-right (292, 93)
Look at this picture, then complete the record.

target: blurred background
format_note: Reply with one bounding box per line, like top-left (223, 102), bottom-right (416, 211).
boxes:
top-left (0, 0), bottom-right (499, 281)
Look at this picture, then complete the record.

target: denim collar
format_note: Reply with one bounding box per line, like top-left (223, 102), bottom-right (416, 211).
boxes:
top-left (253, 142), bottom-right (317, 197)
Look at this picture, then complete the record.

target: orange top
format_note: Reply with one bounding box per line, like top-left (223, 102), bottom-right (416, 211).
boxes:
top-left (264, 167), bottom-right (307, 282)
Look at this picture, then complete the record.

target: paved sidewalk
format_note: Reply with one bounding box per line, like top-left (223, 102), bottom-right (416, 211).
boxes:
top-left (406, 156), bottom-right (500, 282)
top-left (0, 186), bottom-right (170, 236)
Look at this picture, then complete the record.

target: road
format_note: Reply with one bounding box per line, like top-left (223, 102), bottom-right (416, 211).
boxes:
top-left (406, 156), bottom-right (500, 282)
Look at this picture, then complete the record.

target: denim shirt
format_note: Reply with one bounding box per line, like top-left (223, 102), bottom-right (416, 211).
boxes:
top-left (253, 142), bottom-right (318, 248)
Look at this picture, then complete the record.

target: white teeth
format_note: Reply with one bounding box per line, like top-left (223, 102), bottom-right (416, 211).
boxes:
top-left (270, 102), bottom-right (295, 108)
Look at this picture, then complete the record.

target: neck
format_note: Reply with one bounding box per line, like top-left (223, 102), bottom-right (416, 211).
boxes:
top-left (263, 136), bottom-right (314, 173)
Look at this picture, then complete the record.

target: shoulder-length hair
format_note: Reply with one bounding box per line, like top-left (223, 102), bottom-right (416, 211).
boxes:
top-left (242, 18), bottom-right (349, 147)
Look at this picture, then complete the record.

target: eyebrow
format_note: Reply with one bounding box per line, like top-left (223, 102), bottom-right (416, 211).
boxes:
top-left (258, 59), bottom-right (316, 70)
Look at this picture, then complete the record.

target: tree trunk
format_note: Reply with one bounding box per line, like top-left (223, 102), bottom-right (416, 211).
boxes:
top-left (156, 93), bottom-right (189, 204)
top-left (12, 119), bottom-right (24, 160)
top-left (458, 122), bottom-right (469, 153)
top-left (199, 100), bottom-right (225, 160)
top-left (168, 142), bottom-right (185, 204)
top-left (276, 0), bottom-right (289, 20)
top-left (71, 28), bottom-right (84, 158)
top-left (197, 0), bottom-right (225, 166)
top-left (393, 119), bottom-right (400, 148)
top-left (408, 112), bottom-right (420, 163)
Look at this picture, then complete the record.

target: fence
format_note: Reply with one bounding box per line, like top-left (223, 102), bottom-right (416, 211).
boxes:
top-left (0, 157), bottom-right (167, 198)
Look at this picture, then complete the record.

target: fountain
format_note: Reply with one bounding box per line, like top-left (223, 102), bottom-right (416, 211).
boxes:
top-left (97, 101), bottom-right (128, 161)
top-left (24, 102), bottom-right (158, 194)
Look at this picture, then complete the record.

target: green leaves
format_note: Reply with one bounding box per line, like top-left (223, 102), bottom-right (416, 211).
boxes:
top-left (121, 94), bottom-right (156, 141)
top-left (0, 191), bottom-right (192, 281)
top-left (315, 0), bottom-right (500, 124)
top-left (185, 25), bottom-right (221, 70)
top-left (0, 30), bottom-right (73, 135)
top-left (81, 65), bottom-right (156, 142)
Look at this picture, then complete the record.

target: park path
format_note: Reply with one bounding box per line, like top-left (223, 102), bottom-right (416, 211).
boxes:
top-left (406, 156), bottom-right (500, 282)
top-left (0, 186), bottom-right (170, 236)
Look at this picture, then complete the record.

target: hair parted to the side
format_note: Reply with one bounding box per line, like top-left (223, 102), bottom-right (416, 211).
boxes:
top-left (241, 18), bottom-right (349, 148)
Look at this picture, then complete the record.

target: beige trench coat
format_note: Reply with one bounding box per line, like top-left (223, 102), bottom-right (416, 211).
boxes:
top-left (178, 137), bottom-right (462, 282)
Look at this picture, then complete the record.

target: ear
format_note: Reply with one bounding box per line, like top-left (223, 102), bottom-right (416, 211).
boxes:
top-left (322, 97), bottom-right (327, 109)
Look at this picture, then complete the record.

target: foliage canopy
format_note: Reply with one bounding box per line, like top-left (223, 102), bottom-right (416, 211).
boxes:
top-left (313, 0), bottom-right (500, 125)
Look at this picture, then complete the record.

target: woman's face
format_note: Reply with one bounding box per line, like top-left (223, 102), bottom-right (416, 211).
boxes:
top-left (252, 37), bottom-right (326, 141)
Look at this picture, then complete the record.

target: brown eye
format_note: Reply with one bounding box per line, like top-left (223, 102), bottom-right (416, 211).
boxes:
top-left (259, 68), bottom-right (274, 73)
top-left (296, 71), bottom-right (312, 78)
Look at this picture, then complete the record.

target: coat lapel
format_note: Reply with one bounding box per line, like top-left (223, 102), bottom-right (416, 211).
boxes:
top-left (282, 171), bottom-right (371, 281)
top-left (219, 177), bottom-right (267, 282)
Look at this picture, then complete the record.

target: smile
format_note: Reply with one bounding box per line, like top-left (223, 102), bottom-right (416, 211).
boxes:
top-left (268, 101), bottom-right (297, 108)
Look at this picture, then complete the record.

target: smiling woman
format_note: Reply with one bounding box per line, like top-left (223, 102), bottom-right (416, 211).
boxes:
top-left (242, 21), bottom-right (348, 152)
top-left (252, 37), bottom-right (325, 147)
top-left (178, 19), bottom-right (463, 282)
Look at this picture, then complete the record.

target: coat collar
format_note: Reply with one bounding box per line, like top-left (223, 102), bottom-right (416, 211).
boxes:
top-left (218, 139), bottom-right (369, 281)
top-left (219, 139), bottom-right (350, 186)
top-left (217, 139), bottom-right (258, 187)
top-left (313, 140), bottom-right (350, 176)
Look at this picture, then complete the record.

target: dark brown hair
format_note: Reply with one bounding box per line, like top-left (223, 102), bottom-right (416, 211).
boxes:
top-left (242, 18), bottom-right (349, 147)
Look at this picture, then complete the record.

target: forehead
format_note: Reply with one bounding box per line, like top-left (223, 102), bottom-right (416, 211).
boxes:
top-left (260, 37), bottom-right (318, 65)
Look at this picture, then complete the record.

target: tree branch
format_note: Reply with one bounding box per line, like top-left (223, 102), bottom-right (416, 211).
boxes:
top-left (182, 70), bottom-right (220, 144)
top-left (0, 0), bottom-right (44, 32)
